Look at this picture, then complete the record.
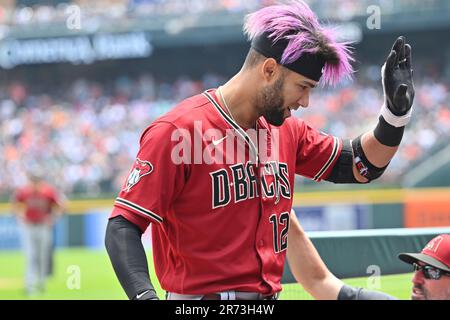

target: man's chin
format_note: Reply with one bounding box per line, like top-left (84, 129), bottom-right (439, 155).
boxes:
top-left (411, 294), bottom-right (425, 300)
top-left (411, 288), bottom-right (426, 300)
top-left (264, 117), bottom-right (285, 127)
top-left (263, 113), bottom-right (287, 127)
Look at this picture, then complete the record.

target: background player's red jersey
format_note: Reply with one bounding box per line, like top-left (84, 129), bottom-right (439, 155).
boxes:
top-left (111, 89), bottom-right (342, 295)
top-left (15, 183), bottom-right (60, 224)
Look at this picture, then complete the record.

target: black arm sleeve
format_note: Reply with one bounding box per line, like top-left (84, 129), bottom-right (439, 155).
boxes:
top-left (105, 215), bottom-right (158, 300)
top-left (338, 284), bottom-right (398, 300)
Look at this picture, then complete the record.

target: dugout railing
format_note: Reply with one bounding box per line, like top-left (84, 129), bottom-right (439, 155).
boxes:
top-left (282, 227), bottom-right (450, 283)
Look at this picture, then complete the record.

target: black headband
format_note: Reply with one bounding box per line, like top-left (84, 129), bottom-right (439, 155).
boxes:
top-left (251, 32), bottom-right (326, 82)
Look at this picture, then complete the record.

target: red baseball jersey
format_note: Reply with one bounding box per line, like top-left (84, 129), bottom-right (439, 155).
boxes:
top-left (110, 89), bottom-right (342, 296)
top-left (14, 183), bottom-right (60, 224)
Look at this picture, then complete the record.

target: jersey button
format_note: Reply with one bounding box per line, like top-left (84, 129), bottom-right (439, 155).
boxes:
top-left (259, 240), bottom-right (264, 247)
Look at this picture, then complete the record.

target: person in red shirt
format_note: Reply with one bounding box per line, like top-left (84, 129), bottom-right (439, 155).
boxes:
top-left (12, 173), bottom-right (65, 295)
top-left (105, 0), bottom-right (415, 300)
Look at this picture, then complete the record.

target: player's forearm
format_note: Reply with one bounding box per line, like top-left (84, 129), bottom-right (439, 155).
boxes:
top-left (286, 217), bottom-right (395, 300)
top-left (350, 37), bottom-right (414, 183)
top-left (361, 131), bottom-right (399, 168)
top-left (105, 215), bottom-right (158, 300)
top-left (289, 248), bottom-right (343, 300)
top-left (351, 123), bottom-right (403, 183)
top-left (308, 275), bottom-right (344, 300)
top-left (287, 232), bottom-right (343, 300)
top-left (287, 214), bottom-right (343, 299)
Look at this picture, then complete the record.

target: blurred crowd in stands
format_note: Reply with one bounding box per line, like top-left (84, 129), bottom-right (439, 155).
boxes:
top-left (1, 61), bottom-right (449, 197)
top-left (1, 0), bottom-right (446, 27)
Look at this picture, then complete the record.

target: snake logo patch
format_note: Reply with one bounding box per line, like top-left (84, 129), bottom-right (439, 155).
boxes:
top-left (124, 158), bottom-right (154, 192)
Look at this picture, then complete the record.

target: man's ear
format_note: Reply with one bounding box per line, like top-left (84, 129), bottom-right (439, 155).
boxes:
top-left (261, 58), bottom-right (279, 83)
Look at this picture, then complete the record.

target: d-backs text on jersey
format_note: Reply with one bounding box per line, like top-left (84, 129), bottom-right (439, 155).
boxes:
top-left (210, 161), bottom-right (291, 209)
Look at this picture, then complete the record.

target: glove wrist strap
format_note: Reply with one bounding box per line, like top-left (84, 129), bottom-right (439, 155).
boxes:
top-left (380, 103), bottom-right (413, 128)
top-left (374, 115), bottom-right (405, 147)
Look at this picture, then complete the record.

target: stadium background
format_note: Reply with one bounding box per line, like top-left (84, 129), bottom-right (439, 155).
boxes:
top-left (0, 0), bottom-right (449, 300)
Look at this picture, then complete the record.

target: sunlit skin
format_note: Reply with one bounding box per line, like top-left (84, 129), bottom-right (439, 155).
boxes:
top-left (256, 65), bottom-right (317, 126)
top-left (218, 58), bottom-right (316, 130)
top-left (411, 262), bottom-right (450, 300)
top-left (218, 57), bottom-right (398, 183)
top-left (30, 177), bottom-right (43, 192)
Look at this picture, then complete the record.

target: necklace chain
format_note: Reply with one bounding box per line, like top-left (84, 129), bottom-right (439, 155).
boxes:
top-left (218, 86), bottom-right (237, 124)
top-left (217, 86), bottom-right (257, 130)
top-left (216, 86), bottom-right (260, 164)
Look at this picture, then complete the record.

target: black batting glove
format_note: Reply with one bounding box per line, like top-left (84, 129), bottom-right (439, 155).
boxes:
top-left (382, 36), bottom-right (415, 116)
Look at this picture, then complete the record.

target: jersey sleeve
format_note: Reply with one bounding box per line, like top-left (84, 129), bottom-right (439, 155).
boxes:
top-left (46, 186), bottom-right (61, 206)
top-left (111, 121), bottom-right (187, 231)
top-left (294, 118), bottom-right (342, 182)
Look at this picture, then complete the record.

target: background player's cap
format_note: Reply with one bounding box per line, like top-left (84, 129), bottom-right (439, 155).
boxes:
top-left (27, 168), bottom-right (45, 183)
top-left (398, 234), bottom-right (450, 272)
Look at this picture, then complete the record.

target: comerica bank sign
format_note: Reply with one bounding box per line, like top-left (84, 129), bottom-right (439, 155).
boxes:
top-left (0, 32), bottom-right (153, 69)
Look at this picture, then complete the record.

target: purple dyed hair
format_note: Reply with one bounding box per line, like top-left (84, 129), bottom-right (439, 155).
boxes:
top-left (243, 0), bottom-right (354, 86)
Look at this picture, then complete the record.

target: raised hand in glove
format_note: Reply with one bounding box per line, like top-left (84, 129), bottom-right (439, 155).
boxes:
top-left (382, 36), bottom-right (415, 116)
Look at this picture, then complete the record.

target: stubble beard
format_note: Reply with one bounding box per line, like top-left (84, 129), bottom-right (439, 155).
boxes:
top-left (258, 75), bottom-right (286, 127)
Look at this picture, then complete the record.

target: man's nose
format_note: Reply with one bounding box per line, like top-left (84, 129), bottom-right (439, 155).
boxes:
top-left (297, 93), bottom-right (310, 108)
top-left (412, 270), bottom-right (425, 285)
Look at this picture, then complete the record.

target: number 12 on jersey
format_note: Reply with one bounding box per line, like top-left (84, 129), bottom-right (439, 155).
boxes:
top-left (269, 212), bottom-right (290, 253)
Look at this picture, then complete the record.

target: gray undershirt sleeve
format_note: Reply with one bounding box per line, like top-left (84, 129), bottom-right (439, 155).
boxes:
top-left (338, 284), bottom-right (398, 300)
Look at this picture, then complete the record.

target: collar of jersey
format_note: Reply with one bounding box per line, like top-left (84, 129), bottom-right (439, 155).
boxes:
top-left (203, 89), bottom-right (259, 163)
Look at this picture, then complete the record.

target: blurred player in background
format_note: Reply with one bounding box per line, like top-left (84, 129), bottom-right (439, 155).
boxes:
top-left (105, 0), bottom-right (415, 300)
top-left (12, 172), bottom-right (65, 295)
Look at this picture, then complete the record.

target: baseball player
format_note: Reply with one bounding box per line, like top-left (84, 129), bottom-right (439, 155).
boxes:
top-left (399, 234), bottom-right (450, 300)
top-left (105, 1), bottom-right (415, 300)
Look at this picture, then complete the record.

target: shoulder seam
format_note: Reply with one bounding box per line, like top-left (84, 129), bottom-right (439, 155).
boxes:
top-left (158, 96), bottom-right (211, 127)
